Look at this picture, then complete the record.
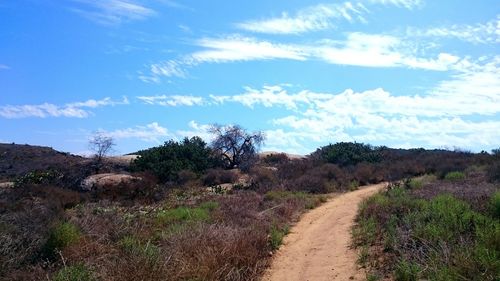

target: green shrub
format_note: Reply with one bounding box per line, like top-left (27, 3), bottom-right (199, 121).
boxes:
top-left (269, 225), bottom-right (289, 250)
top-left (394, 260), bottom-right (420, 281)
top-left (312, 142), bottom-right (382, 167)
top-left (119, 236), bottom-right (160, 262)
top-left (52, 264), bottom-right (93, 281)
top-left (130, 137), bottom-right (218, 183)
top-left (490, 191), bottom-right (500, 219)
top-left (44, 222), bottom-right (81, 256)
top-left (444, 171), bottom-right (465, 181)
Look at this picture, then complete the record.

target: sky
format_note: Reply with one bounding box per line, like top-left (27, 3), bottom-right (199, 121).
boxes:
top-left (0, 0), bottom-right (499, 155)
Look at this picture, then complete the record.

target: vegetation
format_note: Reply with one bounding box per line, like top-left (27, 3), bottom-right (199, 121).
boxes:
top-left (353, 170), bottom-right (500, 281)
top-left (88, 132), bottom-right (115, 172)
top-left (1, 136), bottom-right (499, 281)
top-left (209, 124), bottom-right (265, 171)
top-left (312, 142), bottom-right (382, 166)
top-left (130, 136), bottom-right (217, 182)
top-left (52, 264), bottom-right (94, 281)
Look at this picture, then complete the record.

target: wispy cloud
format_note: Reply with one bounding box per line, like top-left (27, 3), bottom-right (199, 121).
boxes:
top-left (142, 32), bottom-right (463, 81)
top-left (367, 0), bottom-right (423, 9)
top-left (407, 16), bottom-right (500, 44)
top-left (313, 33), bottom-right (460, 70)
top-left (237, 2), bottom-right (367, 34)
top-left (0, 64), bottom-right (10, 70)
top-left (103, 122), bottom-right (169, 142)
top-left (0, 97), bottom-right (129, 119)
top-left (137, 95), bottom-right (204, 106)
top-left (71, 0), bottom-right (156, 25)
top-left (236, 0), bottom-right (421, 35)
top-left (188, 35), bottom-right (308, 63)
top-left (153, 56), bottom-right (499, 152)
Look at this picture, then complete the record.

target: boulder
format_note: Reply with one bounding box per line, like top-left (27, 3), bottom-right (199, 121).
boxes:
top-left (80, 173), bottom-right (141, 191)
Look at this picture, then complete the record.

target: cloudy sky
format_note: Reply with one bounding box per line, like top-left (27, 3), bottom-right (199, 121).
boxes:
top-left (0, 0), bottom-right (499, 155)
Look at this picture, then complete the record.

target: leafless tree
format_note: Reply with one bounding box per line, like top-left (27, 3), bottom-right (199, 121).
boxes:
top-left (88, 132), bottom-right (115, 171)
top-left (209, 124), bottom-right (265, 170)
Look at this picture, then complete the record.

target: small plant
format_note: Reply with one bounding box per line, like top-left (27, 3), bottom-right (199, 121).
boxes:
top-left (357, 246), bottom-right (370, 265)
top-left (394, 260), bottom-right (420, 281)
top-left (490, 191), bottom-right (500, 218)
top-left (52, 264), bottom-right (94, 281)
top-left (44, 222), bottom-right (81, 257)
top-left (119, 236), bottom-right (160, 262)
top-left (349, 180), bottom-right (360, 191)
top-left (156, 206), bottom-right (210, 225)
top-left (444, 171), bottom-right (465, 181)
top-left (269, 225), bottom-right (289, 250)
top-left (366, 272), bottom-right (381, 281)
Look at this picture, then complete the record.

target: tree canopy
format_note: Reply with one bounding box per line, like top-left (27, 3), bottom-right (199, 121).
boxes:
top-left (209, 124), bottom-right (265, 170)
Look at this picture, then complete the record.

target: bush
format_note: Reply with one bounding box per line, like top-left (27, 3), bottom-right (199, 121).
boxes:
top-left (394, 260), bottom-right (420, 281)
top-left (130, 137), bottom-right (218, 183)
top-left (269, 224), bottom-right (289, 250)
top-left (262, 153), bottom-right (289, 166)
top-left (44, 222), bottom-right (81, 257)
top-left (52, 264), bottom-right (94, 281)
top-left (202, 168), bottom-right (238, 186)
top-left (444, 171), bottom-right (466, 181)
top-left (487, 161), bottom-right (500, 183)
top-left (490, 191), bottom-right (500, 219)
top-left (312, 142), bottom-right (382, 167)
top-left (354, 185), bottom-right (500, 281)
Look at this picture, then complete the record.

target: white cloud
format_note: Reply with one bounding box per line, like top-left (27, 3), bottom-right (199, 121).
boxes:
top-left (0, 97), bottom-right (128, 119)
top-left (314, 33), bottom-right (460, 70)
top-left (368, 0), bottom-right (422, 9)
top-left (236, 0), bottom-right (422, 35)
top-left (71, 0), bottom-right (156, 25)
top-left (175, 120), bottom-right (213, 141)
top-left (188, 35), bottom-right (308, 63)
top-left (407, 16), bottom-right (500, 44)
top-left (201, 55), bottom-right (499, 151)
top-left (104, 122), bottom-right (169, 142)
top-left (137, 95), bottom-right (204, 106)
top-left (143, 32), bottom-right (463, 81)
top-left (0, 64), bottom-right (10, 70)
top-left (237, 2), bottom-right (366, 34)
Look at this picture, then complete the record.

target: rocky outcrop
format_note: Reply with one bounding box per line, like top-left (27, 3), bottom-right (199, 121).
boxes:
top-left (80, 173), bottom-right (142, 191)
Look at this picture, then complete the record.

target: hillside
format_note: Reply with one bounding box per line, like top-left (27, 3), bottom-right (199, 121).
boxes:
top-left (0, 143), bottom-right (86, 181)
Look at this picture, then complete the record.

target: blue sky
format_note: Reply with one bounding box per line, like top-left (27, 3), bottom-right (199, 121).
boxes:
top-left (0, 0), bottom-right (499, 155)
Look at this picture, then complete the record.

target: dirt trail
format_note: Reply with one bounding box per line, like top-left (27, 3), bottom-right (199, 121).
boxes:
top-left (263, 183), bottom-right (386, 281)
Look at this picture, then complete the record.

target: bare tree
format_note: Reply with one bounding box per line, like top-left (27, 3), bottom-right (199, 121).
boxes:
top-left (88, 132), bottom-right (115, 171)
top-left (209, 124), bottom-right (265, 170)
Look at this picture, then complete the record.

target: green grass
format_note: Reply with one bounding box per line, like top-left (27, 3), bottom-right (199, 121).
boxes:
top-left (264, 190), bottom-right (308, 201)
top-left (353, 187), bottom-right (500, 281)
top-left (156, 206), bottom-right (211, 225)
top-left (490, 191), bottom-right (500, 219)
top-left (394, 260), bottom-right (420, 281)
top-left (269, 224), bottom-right (289, 250)
top-left (444, 171), bottom-right (465, 181)
top-left (52, 264), bottom-right (94, 281)
top-left (119, 235), bottom-right (160, 262)
top-left (44, 222), bottom-right (81, 257)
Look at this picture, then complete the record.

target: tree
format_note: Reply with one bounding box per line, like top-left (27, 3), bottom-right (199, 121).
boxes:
top-left (130, 137), bottom-right (216, 183)
top-left (209, 124), bottom-right (265, 170)
top-left (312, 142), bottom-right (381, 167)
top-left (88, 132), bottom-right (115, 171)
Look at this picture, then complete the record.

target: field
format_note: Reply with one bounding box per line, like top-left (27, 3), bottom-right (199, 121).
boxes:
top-left (0, 142), bottom-right (498, 280)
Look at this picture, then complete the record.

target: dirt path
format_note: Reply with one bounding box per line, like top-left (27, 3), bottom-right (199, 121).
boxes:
top-left (263, 183), bottom-right (386, 281)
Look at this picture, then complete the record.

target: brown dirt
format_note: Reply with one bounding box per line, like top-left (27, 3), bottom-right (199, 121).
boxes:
top-left (263, 183), bottom-right (386, 281)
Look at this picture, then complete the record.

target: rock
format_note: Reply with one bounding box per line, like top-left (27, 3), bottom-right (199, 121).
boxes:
top-left (0, 182), bottom-right (14, 188)
top-left (80, 173), bottom-right (142, 191)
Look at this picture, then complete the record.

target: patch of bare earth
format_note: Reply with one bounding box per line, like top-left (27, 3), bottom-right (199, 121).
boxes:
top-left (263, 183), bottom-right (386, 281)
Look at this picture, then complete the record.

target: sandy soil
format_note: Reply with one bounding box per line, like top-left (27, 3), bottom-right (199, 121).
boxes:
top-left (263, 183), bottom-right (386, 281)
